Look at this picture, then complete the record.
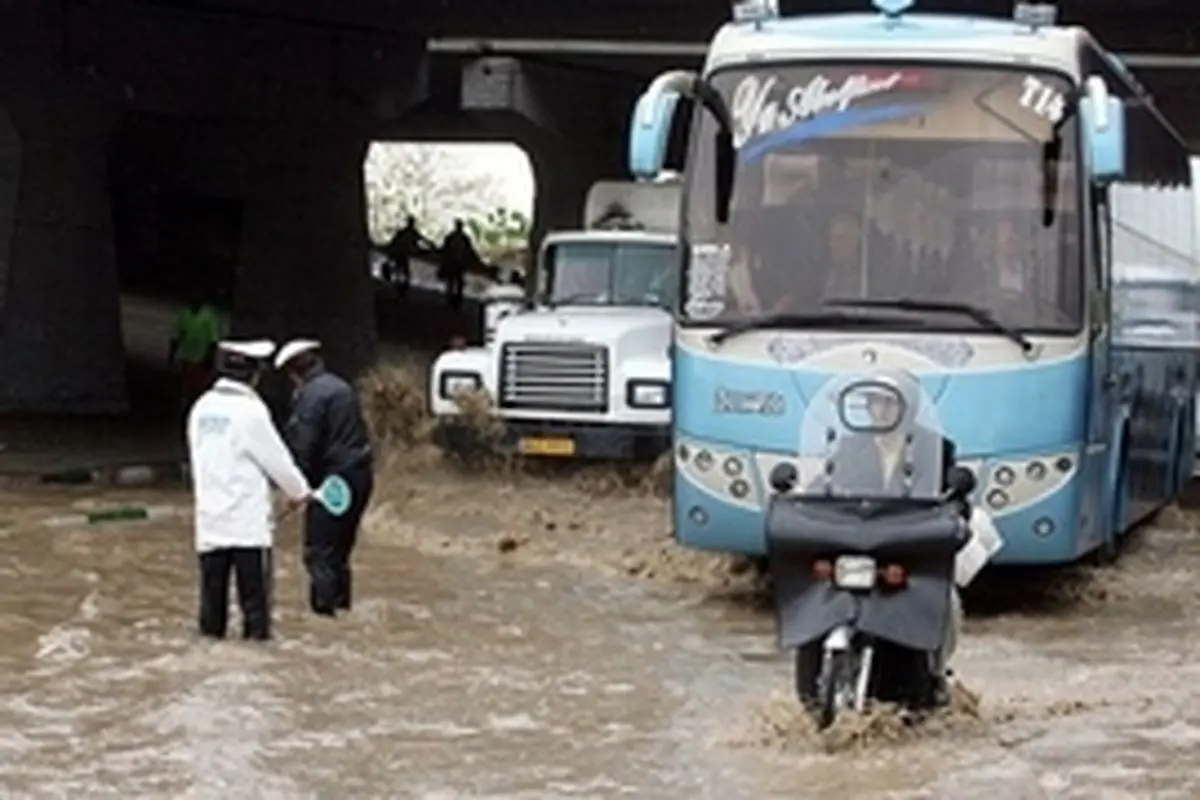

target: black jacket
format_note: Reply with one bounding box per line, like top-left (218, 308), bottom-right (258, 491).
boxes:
top-left (285, 367), bottom-right (373, 485)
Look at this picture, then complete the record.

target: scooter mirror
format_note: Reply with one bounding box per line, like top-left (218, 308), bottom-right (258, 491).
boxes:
top-left (947, 466), bottom-right (976, 497)
top-left (769, 462), bottom-right (798, 493)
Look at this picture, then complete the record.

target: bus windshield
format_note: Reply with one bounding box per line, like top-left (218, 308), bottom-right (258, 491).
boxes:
top-left (685, 63), bottom-right (1082, 333)
top-left (544, 240), bottom-right (679, 309)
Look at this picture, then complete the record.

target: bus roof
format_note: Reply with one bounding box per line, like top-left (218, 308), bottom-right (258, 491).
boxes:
top-left (708, 12), bottom-right (1085, 76)
top-left (705, 8), bottom-right (1188, 150)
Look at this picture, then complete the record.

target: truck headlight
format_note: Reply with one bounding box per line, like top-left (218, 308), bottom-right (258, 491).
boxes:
top-left (439, 371), bottom-right (482, 399)
top-left (626, 380), bottom-right (670, 408)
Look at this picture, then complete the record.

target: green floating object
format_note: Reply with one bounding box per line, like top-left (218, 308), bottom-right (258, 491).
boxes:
top-left (86, 506), bottom-right (149, 524)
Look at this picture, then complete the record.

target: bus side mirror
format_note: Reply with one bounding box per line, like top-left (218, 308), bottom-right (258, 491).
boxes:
top-left (947, 466), bottom-right (976, 498)
top-left (629, 70), bottom-right (737, 221)
top-left (1080, 75), bottom-right (1126, 183)
top-left (629, 72), bottom-right (691, 179)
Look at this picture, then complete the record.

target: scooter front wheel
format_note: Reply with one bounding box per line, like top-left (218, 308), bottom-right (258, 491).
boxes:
top-left (813, 648), bottom-right (852, 730)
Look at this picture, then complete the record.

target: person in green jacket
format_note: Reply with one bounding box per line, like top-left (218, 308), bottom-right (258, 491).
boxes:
top-left (170, 288), bottom-right (225, 414)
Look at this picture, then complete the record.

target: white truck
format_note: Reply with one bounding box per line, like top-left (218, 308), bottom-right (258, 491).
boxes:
top-left (429, 178), bottom-right (680, 459)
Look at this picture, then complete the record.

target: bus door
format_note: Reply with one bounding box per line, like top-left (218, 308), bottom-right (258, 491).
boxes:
top-left (1084, 191), bottom-right (1117, 550)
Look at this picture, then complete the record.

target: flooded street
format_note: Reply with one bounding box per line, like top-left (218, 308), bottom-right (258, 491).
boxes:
top-left (1, 293), bottom-right (1197, 797)
top-left (1, 466), bottom-right (1200, 799)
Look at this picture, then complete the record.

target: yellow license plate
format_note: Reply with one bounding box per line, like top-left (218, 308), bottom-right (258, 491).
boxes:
top-left (519, 436), bottom-right (576, 456)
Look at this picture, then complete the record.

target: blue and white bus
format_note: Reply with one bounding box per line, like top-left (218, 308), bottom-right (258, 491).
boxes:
top-left (628, 0), bottom-right (1199, 565)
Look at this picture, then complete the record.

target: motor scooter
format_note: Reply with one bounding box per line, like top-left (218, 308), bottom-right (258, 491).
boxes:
top-left (763, 369), bottom-right (995, 728)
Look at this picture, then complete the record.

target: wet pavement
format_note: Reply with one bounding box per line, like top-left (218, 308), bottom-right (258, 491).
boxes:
top-left (2, 469), bottom-right (1200, 798)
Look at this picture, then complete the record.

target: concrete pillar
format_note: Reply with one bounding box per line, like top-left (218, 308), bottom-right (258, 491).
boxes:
top-left (234, 126), bottom-right (376, 378)
top-left (0, 89), bottom-right (124, 412)
top-left (528, 128), bottom-right (626, 244)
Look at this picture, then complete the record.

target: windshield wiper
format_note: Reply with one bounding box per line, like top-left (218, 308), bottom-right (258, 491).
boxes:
top-left (707, 310), bottom-right (925, 346)
top-left (824, 297), bottom-right (1033, 352)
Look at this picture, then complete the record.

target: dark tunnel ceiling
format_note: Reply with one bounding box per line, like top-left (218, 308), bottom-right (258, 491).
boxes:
top-left (138, 0), bottom-right (1200, 50)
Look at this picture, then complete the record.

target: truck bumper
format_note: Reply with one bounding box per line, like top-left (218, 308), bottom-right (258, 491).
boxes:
top-left (434, 417), bottom-right (670, 460)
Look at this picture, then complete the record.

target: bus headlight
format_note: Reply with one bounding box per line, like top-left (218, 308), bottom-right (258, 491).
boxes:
top-left (627, 380), bottom-right (670, 408)
top-left (675, 437), bottom-right (760, 509)
top-left (439, 371), bottom-right (482, 399)
top-left (978, 450), bottom-right (1078, 516)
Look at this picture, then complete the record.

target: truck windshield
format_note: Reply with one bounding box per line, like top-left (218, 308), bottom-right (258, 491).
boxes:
top-left (545, 241), bottom-right (679, 309)
top-left (684, 63), bottom-right (1082, 333)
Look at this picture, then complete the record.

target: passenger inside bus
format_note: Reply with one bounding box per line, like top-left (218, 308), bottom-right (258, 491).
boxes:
top-left (721, 144), bottom-right (1078, 331)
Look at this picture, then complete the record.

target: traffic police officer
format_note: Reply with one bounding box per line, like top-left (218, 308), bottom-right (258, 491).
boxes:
top-left (275, 339), bottom-right (375, 616)
top-left (187, 339), bottom-right (311, 640)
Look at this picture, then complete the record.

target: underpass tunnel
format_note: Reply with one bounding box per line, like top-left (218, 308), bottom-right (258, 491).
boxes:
top-left (0, 5), bottom-right (647, 476)
top-left (107, 116), bottom-right (244, 426)
top-left (106, 114), bottom-right (383, 432)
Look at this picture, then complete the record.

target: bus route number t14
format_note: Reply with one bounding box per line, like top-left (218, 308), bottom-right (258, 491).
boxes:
top-left (1019, 74), bottom-right (1065, 124)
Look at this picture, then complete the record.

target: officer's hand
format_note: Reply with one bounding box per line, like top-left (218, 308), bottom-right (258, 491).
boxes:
top-left (287, 495), bottom-right (310, 512)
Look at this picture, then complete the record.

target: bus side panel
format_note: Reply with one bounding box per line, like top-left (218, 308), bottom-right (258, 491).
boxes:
top-left (1112, 344), bottom-right (1195, 532)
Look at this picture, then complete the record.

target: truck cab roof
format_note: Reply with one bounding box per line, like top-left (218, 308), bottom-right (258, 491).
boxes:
top-left (541, 229), bottom-right (678, 248)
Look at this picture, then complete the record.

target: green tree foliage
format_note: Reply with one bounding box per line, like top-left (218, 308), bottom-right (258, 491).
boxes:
top-left (364, 143), bottom-right (533, 281)
top-left (363, 143), bottom-right (505, 244)
top-left (466, 206), bottom-right (531, 263)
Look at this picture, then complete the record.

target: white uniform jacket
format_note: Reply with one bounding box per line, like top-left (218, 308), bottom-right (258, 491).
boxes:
top-left (187, 378), bottom-right (311, 553)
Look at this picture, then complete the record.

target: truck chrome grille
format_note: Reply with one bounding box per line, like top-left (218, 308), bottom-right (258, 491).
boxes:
top-left (500, 342), bottom-right (609, 411)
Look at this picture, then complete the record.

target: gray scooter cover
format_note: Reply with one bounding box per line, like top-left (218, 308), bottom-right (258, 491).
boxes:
top-left (769, 368), bottom-right (962, 651)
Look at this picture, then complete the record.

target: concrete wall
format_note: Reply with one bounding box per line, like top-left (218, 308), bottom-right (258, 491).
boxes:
top-left (0, 5), bottom-right (126, 412)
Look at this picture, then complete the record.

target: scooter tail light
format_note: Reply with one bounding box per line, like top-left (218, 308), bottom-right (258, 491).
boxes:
top-left (812, 559), bottom-right (833, 581)
top-left (880, 563), bottom-right (907, 587)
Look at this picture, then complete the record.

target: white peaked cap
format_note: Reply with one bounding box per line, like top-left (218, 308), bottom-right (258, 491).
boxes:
top-left (274, 338), bottom-right (321, 370)
top-left (219, 339), bottom-right (277, 360)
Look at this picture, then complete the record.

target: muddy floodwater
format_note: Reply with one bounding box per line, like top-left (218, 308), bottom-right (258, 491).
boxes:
top-left (2, 462), bottom-right (1200, 798)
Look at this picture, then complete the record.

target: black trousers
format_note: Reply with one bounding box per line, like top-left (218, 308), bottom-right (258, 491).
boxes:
top-left (445, 271), bottom-right (464, 310)
top-left (304, 463), bottom-right (373, 616)
top-left (198, 547), bottom-right (273, 640)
